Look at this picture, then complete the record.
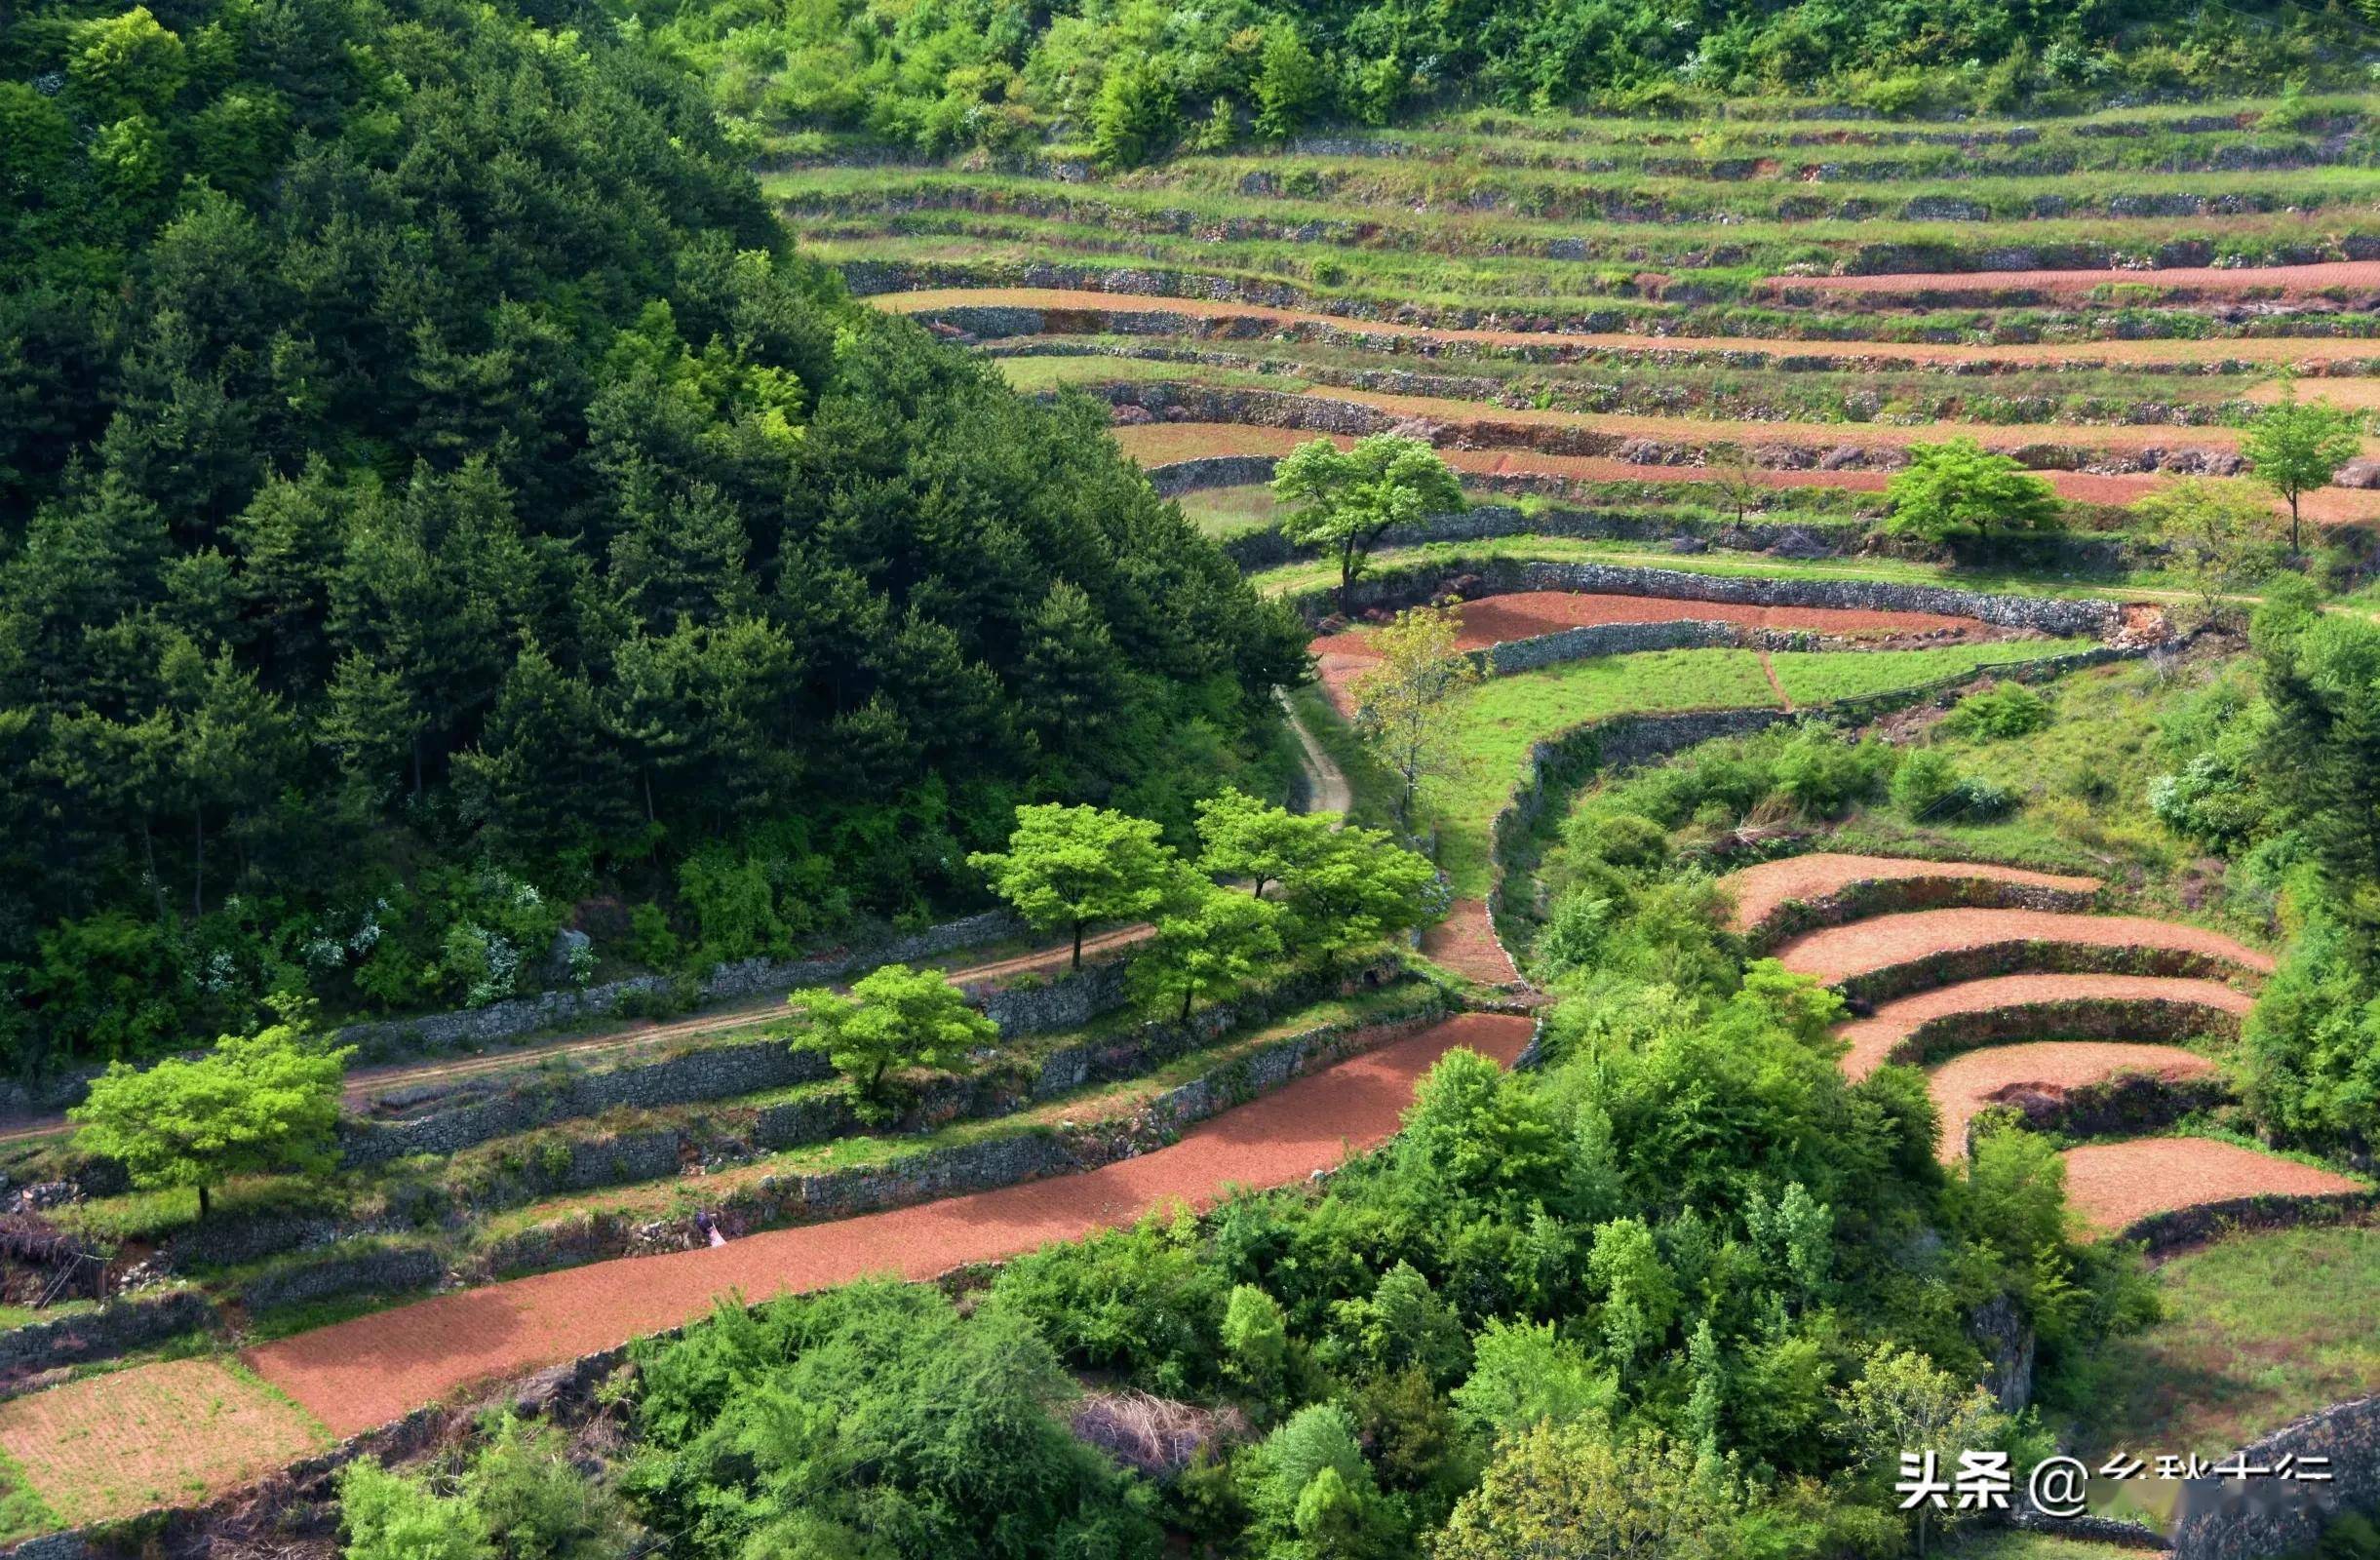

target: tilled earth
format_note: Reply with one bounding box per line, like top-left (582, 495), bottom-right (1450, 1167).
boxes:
top-left (1721, 851), bottom-right (2100, 937)
top-left (1773, 908), bottom-right (2275, 986)
top-left (1834, 971), bottom-right (2253, 1079)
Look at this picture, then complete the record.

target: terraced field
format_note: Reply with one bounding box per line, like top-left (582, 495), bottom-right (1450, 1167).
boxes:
top-left (791, 98), bottom-right (2380, 545)
top-left (1741, 853), bottom-right (2364, 1233)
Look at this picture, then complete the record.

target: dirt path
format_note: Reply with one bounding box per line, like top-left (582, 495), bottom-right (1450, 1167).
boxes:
top-left (1723, 852), bottom-right (2101, 936)
top-left (243, 1012), bottom-right (1530, 1439)
top-left (1757, 650), bottom-right (1791, 711)
top-left (1926, 1040), bottom-right (2219, 1163)
top-left (1837, 972), bottom-right (2254, 1079)
top-left (1419, 899), bottom-right (1520, 986)
top-left (878, 287), bottom-right (2380, 370)
top-left (0, 927), bottom-right (1160, 1146)
top-left (1278, 688), bottom-right (1352, 815)
top-left (1772, 908), bottom-right (2274, 987)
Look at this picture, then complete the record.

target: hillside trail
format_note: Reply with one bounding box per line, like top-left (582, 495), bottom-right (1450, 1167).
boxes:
top-left (1278, 688), bottom-right (1353, 815)
top-left (0, 923), bottom-right (1156, 1147)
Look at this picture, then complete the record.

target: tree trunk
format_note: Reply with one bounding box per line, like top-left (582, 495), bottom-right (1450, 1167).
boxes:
top-left (139, 819), bottom-right (166, 921)
top-left (1181, 987), bottom-right (1194, 1021)
top-left (197, 1183), bottom-right (211, 1220)
top-left (2290, 492), bottom-right (2303, 556)
top-left (1072, 919), bottom-right (1086, 970)
top-left (1339, 543), bottom-right (1358, 615)
top-left (1251, 877), bottom-right (1268, 900)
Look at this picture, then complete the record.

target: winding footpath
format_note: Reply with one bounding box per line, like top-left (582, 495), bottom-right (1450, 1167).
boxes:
top-left (0, 1013), bottom-right (1532, 1525)
top-left (1736, 853), bottom-right (2361, 1232)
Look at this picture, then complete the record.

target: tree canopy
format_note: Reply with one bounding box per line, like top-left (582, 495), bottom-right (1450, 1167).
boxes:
top-left (1883, 439), bottom-right (2063, 547)
top-left (1273, 436), bottom-right (1463, 614)
top-left (0, 0), bottom-right (1306, 1073)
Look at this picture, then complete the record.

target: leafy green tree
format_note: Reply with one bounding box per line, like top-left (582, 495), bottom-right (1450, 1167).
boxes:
top-left (1133, 883), bottom-right (1284, 1020)
top-left (338, 1459), bottom-right (492, 1560)
top-left (1883, 438), bottom-right (2062, 546)
top-left (1090, 60), bottom-right (1178, 168)
top-left (787, 962), bottom-right (995, 1100)
top-left (1435, 1424), bottom-right (1783, 1560)
top-left (1272, 435), bottom-right (1463, 614)
top-left (1399, 1046), bottom-right (1565, 1209)
top-left (1195, 787), bottom-right (1334, 900)
top-left (1276, 823), bottom-right (1438, 964)
top-left (969, 803), bottom-right (1176, 969)
top-left (1834, 1346), bottom-right (2010, 1556)
top-left (68, 1005), bottom-right (351, 1217)
top-left (69, 8), bottom-right (189, 123)
top-left (1241, 1404), bottom-right (1403, 1560)
top-left (2136, 478), bottom-right (2287, 628)
top-left (1450, 1318), bottom-right (1616, 1441)
top-left (1221, 1283), bottom-right (1290, 1396)
top-left (1347, 604), bottom-right (1479, 827)
top-left (2243, 376), bottom-right (2364, 553)
top-left (1253, 28), bottom-right (1327, 141)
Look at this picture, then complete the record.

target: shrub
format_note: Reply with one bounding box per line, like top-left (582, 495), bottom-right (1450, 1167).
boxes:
top-left (1942, 682), bottom-right (2051, 740)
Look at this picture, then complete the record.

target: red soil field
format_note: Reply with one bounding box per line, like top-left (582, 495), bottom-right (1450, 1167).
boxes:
top-left (1772, 908), bottom-right (2275, 987)
top-left (1721, 851), bottom-right (2100, 935)
top-left (1925, 1040), bottom-right (2218, 1163)
top-left (2058, 1137), bottom-right (2362, 1232)
top-left (1419, 898), bottom-right (1519, 985)
top-left (1112, 423), bottom-right (2380, 524)
top-left (247, 1012), bottom-right (1532, 1438)
top-left (1767, 259), bottom-right (2380, 303)
top-left (1309, 592), bottom-right (2004, 707)
top-left (879, 287), bottom-right (2380, 370)
top-left (1836, 972), bottom-right (2254, 1079)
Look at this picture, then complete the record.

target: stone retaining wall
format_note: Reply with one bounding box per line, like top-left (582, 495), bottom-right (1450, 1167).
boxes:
top-left (236, 1242), bottom-right (445, 1314)
top-left (1743, 872), bottom-right (2106, 952)
top-left (1289, 555), bottom-right (2124, 638)
top-left (2170, 1388), bottom-right (2380, 1560)
top-left (2121, 1189), bottom-right (2380, 1256)
top-left (0, 1289), bottom-right (214, 1385)
top-left (475, 979), bottom-right (1445, 1278)
top-left (1896, 994), bottom-right (2246, 1067)
top-left (1964, 1071), bottom-right (2236, 1156)
top-left (1837, 942), bottom-right (2254, 1007)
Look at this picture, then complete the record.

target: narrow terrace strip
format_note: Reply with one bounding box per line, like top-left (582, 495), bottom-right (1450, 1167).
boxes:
top-left (878, 287), bottom-right (2380, 370)
top-left (1771, 909), bottom-right (2274, 989)
top-left (1837, 973), bottom-right (2254, 1079)
top-left (1419, 899), bottom-right (1519, 986)
top-left (1926, 1040), bottom-right (2219, 1162)
top-left (245, 1012), bottom-right (1532, 1440)
top-left (1111, 424), bottom-right (2380, 525)
top-left (2060, 1139), bottom-right (2363, 1233)
top-left (1767, 258), bottom-right (2380, 300)
top-left (1723, 852), bottom-right (2102, 937)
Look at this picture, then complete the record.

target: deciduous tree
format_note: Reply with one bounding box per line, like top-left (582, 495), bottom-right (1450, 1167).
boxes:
top-left (1194, 786), bottom-right (1333, 900)
top-left (969, 803), bottom-right (1175, 969)
top-left (787, 962), bottom-right (995, 1100)
top-left (1346, 604), bottom-right (1478, 827)
top-left (1884, 438), bottom-right (2062, 547)
top-left (1131, 882), bottom-right (1284, 1020)
top-left (2243, 375), bottom-right (2363, 553)
top-left (2135, 478), bottom-right (2286, 628)
top-left (68, 1003), bottom-right (351, 1218)
top-left (1273, 435), bottom-right (1463, 614)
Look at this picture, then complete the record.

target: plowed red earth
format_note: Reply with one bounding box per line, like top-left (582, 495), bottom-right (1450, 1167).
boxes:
top-left (1310, 592), bottom-right (2001, 708)
top-left (1113, 424), bottom-right (2380, 524)
top-left (246, 1012), bottom-right (1532, 1438)
top-left (1721, 852), bottom-right (2100, 936)
top-left (1925, 1040), bottom-right (2220, 1162)
top-left (878, 288), bottom-right (2380, 369)
top-left (1837, 973), bottom-right (2253, 1079)
top-left (1773, 909), bottom-right (2274, 987)
top-left (1420, 898), bottom-right (1519, 985)
top-left (1768, 259), bottom-right (2380, 302)
top-left (2059, 1138), bottom-right (2361, 1232)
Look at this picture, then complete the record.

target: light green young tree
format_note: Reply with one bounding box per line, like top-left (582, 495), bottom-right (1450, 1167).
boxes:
top-left (1273, 434), bottom-right (1463, 613)
top-left (2135, 477), bottom-right (2287, 628)
top-left (787, 962), bottom-right (996, 1100)
top-left (68, 1004), bottom-right (352, 1219)
top-left (1884, 438), bottom-right (2063, 547)
top-left (1131, 883), bottom-right (1285, 1021)
top-left (968, 803), bottom-right (1175, 969)
top-left (1834, 1345), bottom-right (2011, 1558)
top-left (1347, 604), bottom-right (1479, 827)
top-left (2243, 375), bottom-right (2363, 553)
top-left (1194, 786), bottom-right (1335, 900)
